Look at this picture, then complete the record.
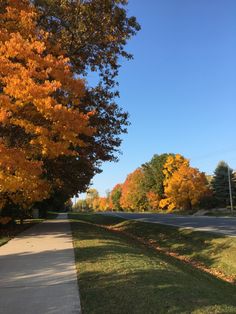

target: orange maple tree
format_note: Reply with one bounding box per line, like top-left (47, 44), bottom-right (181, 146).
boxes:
top-left (120, 168), bottom-right (148, 211)
top-left (0, 0), bottom-right (94, 212)
top-left (92, 197), bottom-right (110, 212)
top-left (146, 191), bottom-right (160, 210)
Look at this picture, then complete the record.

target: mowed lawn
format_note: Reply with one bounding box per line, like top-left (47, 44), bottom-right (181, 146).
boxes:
top-left (111, 218), bottom-right (236, 280)
top-left (69, 213), bottom-right (236, 314)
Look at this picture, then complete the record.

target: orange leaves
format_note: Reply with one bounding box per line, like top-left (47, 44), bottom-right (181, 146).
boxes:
top-left (0, 143), bottom-right (50, 208)
top-left (146, 191), bottom-right (160, 210)
top-left (164, 164), bottom-right (210, 210)
top-left (0, 0), bottom-right (94, 161)
top-left (163, 154), bottom-right (189, 187)
top-left (159, 198), bottom-right (175, 211)
top-left (0, 108), bottom-right (9, 123)
top-left (95, 197), bottom-right (110, 212)
top-left (120, 168), bottom-right (147, 211)
top-left (0, 0), bottom-right (37, 37)
top-left (0, 0), bottom-right (95, 210)
top-left (108, 153), bottom-right (211, 212)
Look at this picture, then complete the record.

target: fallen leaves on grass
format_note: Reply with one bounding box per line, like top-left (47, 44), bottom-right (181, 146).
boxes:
top-left (103, 225), bottom-right (236, 285)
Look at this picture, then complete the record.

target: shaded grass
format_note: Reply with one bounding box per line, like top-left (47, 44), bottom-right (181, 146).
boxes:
top-left (70, 213), bottom-right (236, 314)
top-left (0, 219), bottom-right (43, 247)
top-left (0, 210), bottom-right (58, 247)
top-left (69, 212), bottom-right (123, 226)
top-left (46, 211), bottom-right (59, 219)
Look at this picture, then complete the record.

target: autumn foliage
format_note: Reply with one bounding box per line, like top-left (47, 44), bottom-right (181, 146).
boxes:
top-left (120, 168), bottom-right (148, 211)
top-left (164, 165), bottom-right (211, 210)
top-left (146, 191), bottom-right (160, 210)
top-left (163, 154), bottom-right (189, 187)
top-left (0, 1), bottom-right (214, 216)
top-left (93, 153), bottom-right (211, 213)
top-left (109, 184), bottom-right (122, 211)
top-left (0, 0), bottom-right (94, 212)
top-left (0, 0), bottom-right (141, 218)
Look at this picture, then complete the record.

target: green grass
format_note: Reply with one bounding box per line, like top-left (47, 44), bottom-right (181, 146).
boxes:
top-left (0, 218), bottom-right (43, 247)
top-left (46, 211), bottom-right (59, 219)
top-left (112, 219), bottom-right (236, 280)
top-left (70, 213), bottom-right (236, 314)
top-left (69, 212), bottom-right (124, 225)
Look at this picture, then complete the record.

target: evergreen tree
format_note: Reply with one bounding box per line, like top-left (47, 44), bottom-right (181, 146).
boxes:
top-left (212, 161), bottom-right (236, 207)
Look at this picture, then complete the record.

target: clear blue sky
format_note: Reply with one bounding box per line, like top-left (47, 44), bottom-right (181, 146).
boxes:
top-left (83, 0), bottom-right (236, 197)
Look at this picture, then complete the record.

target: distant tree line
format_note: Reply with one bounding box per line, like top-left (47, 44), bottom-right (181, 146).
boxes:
top-left (74, 154), bottom-right (236, 212)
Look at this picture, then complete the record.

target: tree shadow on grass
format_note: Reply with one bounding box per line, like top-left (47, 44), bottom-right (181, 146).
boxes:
top-left (69, 212), bottom-right (124, 226)
top-left (71, 220), bottom-right (236, 314)
top-left (117, 220), bottom-right (236, 274)
top-left (79, 269), bottom-right (236, 314)
top-left (71, 213), bottom-right (236, 269)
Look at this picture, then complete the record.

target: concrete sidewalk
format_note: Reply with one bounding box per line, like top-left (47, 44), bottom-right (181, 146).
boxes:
top-left (0, 213), bottom-right (81, 314)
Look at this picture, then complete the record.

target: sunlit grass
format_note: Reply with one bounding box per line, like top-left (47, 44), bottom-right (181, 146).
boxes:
top-left (113, 219), bottom-right (236, 280)
top-left (70, 213), bottom-right (236, 314)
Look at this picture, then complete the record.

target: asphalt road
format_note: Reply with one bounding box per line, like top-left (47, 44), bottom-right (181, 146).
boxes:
top-left (102, 212), bottom-right (236, 237)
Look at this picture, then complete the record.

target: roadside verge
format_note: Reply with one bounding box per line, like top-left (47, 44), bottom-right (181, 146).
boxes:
top-left (69, 212), bottom-right (236, 314)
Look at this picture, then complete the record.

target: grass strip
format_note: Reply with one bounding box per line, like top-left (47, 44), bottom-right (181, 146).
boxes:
top-left (109, 218), bottom-right (236, 283)
top-left (0, 211), bottom-right (59, 247)
top-left (0, 218), bottom-right (43, 247)
top-left (46, 211), bottom-right (59, 219)
top-left (70, 212), bottom-right (236, 282)
top-left (70, 213), bottom-right (236, 314)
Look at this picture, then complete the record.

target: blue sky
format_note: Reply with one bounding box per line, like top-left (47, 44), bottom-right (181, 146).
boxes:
top-left (83, 0), bottom-right (236, 197)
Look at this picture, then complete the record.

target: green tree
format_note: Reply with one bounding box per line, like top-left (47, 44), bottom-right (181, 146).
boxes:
top-left (142, 154), bottom-right (173, 198)
top-left (212, 161), bottom-right (236, 207)
top-left (86, 188), bottom-right (99, 210)
top-left (110, 184), bottom-right (122, 211)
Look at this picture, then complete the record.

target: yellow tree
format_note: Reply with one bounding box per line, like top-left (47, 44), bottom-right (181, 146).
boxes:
top-left (163, 154), bottom-right (189, 186)
top-left (164, 165), bottom-right (210, 210)
top-left (158, 154), bottom-right (189, 210)
top-left (86, 189), bottom-right (99, 210)
top-left (0, 0), bottom-right (94, 213)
